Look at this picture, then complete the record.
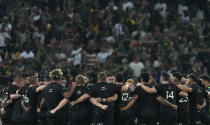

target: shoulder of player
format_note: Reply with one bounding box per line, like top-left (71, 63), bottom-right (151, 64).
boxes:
top-left (10, 84), bottom-right (20, 90)
top-left (143, 83), bottom-right (153, 88)
top-left (135, 86), bottom-right (141, 90)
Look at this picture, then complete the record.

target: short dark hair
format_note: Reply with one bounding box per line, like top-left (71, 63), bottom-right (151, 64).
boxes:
top-left (141, 72), bottom-right (150, 82)
top-left (61, 76), bottom-right (67, 81)
top-left (196, 79), bottom-right (204, 88)
top-left (21, 73), bottom-right (29, 78)
top-left (29, 70), bottom-right (37, 76)
top-left (97, 72), bottom-right (107, 82)
top-left (188, 74), bottom-right (197, 82)
top-left (14, 75), bottom-right (22, 82)
top-left (115, 72), bottom-right (124, 82)
top-left (150, 73), bottom-right (156, 79)
top-left (44, 72), bottom-right (50, 81)
top-left (29, 76), bottom-right (38, 84)
top-left (199, 74), bottom-right (210, 82)
top-left (161, 71), bottom-right (170, 81)
top-left (106, 72), bottom-right (114, 77)
top-left (173, 72), bottom-right (182, 81)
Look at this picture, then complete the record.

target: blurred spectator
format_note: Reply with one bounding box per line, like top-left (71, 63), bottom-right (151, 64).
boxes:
top-left (154, 0), bottom-right (167, 18)
top-left (97, 47), bottom-right (111, 64)
top-left (0, 55), bottom-right (2, 62)
top-left (122, 0), bottom-right (134, 11)
top-left (83, 43), bottom-right (99, 68)
top-left (153, 56), bottom-right (162, 69)
top-left (114, 18), bottom-right (124, 38)
top-left (19, 48), bottom-right (35, 59)
top-left (0, 16), bottom-right (12, 32)
top-left (128, 56), bottom-right (145, 79)
top-left (106, 1), bottom-right (118, 11)
top-left (55, 49), bottom-right (67, 61)
top-left (71, 45), bottom-right (82, 66)
top-left (0, 25), bottom-right (10, 47)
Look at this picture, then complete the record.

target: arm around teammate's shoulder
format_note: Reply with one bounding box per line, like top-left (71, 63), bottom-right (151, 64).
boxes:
top-left (139, 83), bottom-right (157, 94)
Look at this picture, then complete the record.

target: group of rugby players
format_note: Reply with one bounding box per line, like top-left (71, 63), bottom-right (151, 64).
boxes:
top-left (0, 69), bottom-right (210, 125)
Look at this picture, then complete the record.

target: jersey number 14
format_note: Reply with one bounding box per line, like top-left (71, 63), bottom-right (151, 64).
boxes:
top-left (166, 91), bottom-right (174, 99)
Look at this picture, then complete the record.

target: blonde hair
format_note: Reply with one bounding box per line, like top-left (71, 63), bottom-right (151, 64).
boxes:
top-left (49, 69), bottom-right (63, 80)
top-left (126, 79), bottom-right (134, 85)
top-left (76, 75), bottom-right (85, 84)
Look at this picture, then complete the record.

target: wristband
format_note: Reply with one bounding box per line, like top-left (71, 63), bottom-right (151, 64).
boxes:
top-left (102, 98), bottom-right (106, 102)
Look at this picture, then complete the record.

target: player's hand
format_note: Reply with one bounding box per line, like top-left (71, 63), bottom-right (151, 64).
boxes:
top-left (24, 107), bottom-right (31, 112)
top-left (1, 108), bottom-right (5, 116)
top-left (172, 104), bottom-right (177, 110)
top-left (50, 109), bottom-right (56, 114)
top-left (70, 101), bottom-right (76, 107)
top-left (71, 82), bottom-right (77, 88)
top-left (1, 100), bottom-right (6, 108)
top-left (7, 99), bottom-right (13, 104)
top-left (170, 76), bottom-right (176, 84)
top-left (101, 105), bottom-right (108, 110)
top-left (37, 108), bottom-right (41, 113)
top-left (134, 118), bottom-right (138, 124)
top-left (120, 107), bottom-right (126, 111)
top-left (95, 97), bottom-right (102, 103)
top-left (136, 82), bottom-right (141, 86)
top-left (123, 84), bottom-right (129, 91)
top-left (196, 104), bottom-right (202, 110)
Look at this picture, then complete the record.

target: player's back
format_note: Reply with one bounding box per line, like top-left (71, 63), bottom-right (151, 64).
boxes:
top-left (70, 85), bottom-right (89, 120)
top-left (138, 84), bottom-right (158, 117)
top-left (155, 83), bottom-right (180, 113)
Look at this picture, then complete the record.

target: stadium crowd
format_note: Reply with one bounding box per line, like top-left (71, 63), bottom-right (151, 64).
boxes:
top-left (0, 0), bottom-right (210, 85)
top-left (0, 0), bottom-right (210, 125)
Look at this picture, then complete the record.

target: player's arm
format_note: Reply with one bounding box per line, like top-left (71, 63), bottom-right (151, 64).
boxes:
top-left (120, 85), bottom-right (129, 92)
top-left (89, 98), bottom-right (108, 110)
top-left (50, 98), bottom-right (69, 114)
top-left (10, 89), bottom-right (23, 100)
top-left (178, 91), bottom-right (188, 97)
top-left (176, 84), bottom-right (192, 93)
top-left (38, 97), bottom-right (45, 112)
top-left (10, 92), bottom-right (21, 100)
top-left (121, 94), bottom-right (138, 111)
top-left (36, 85), bottom-right (47, 93)
top-left (63, 82), bottom-right (77, 98)
top-left (156, 96), bottom-right (177, 110)
top-left (197, 99), bottom-right (206, 110)
top-left (21, 100), bottom-right (31, 112)
top-left (106, 93), bottom-right (118, 102)
top-left (1, 99), bottom-right (13, 108)
top-left (139, 83), bottom-right (157, 94)
top-left (206, 91), bottom-right (210, 98)
top-left (70, 93), bottom-right (91, 106)
top-left (181, 77), bottom-right (188, 84)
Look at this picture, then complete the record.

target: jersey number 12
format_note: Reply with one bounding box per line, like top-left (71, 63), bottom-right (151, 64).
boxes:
top-left (122, 93), bottom-right (129, 101)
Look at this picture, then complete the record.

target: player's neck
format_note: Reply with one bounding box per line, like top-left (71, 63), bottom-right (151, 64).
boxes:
top-left (191, 82), bottom-right (196, 85)
top-left (204, 83), bottom-right (209, 88)
top-left (98, 80), bottom-right (106, 83)
top-left (12, 81), bottom-right (22, 88)
top-left (161, 81), bottom-right (169, 84)
top-left (143, 82), bottom-right (150, 85)
top-left (116, 82), bottom-right (123, 85)
top-left (29, 83), bottom-right (37, 87)
top-left (77, 83), bottom-right (84, 86)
